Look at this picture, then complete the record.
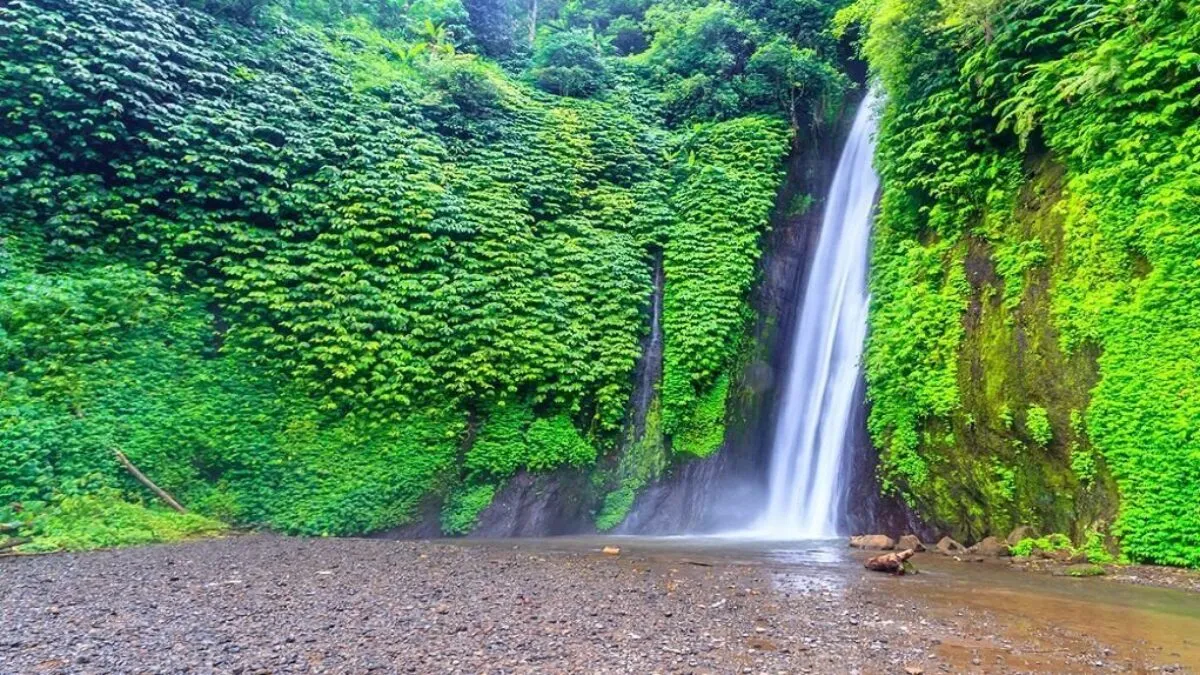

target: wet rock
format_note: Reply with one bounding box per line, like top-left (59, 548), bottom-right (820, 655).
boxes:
top-left (1006, 526), bottom-right (1037, 546)
top-left (849, 535), bottom-right (895, 551)
top-left (935, 537), bottom-right (966, 556)
top-left (967, 536), bottom-right (1010, 557)
top-left (1058, 564), bottom-right (1106, 577)
top-left (1036, 548), bottom-right (1074, 563)
top-left (897, 534), bottom-right (925, 552)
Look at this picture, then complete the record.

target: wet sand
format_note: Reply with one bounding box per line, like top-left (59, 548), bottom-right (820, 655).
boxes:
top-left (2, 534), bottom-right (1197, 673)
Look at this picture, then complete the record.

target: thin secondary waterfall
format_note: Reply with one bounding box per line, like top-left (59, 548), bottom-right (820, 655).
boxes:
top-left (756, 92), bottom-right (880, 539)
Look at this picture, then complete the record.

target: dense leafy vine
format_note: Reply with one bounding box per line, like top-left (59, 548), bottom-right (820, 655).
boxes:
top-left (1, 0), bottom-right (821, 546)
top-left (845, 0), bottom-right (1200, 565)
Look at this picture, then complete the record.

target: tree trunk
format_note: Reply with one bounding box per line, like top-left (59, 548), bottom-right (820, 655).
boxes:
top-left (0, 537), bottom-right (31, 552)
top-left (529, 0), bottom-right (538, 48)
top-left (864, 548), bottom-right (916, 574)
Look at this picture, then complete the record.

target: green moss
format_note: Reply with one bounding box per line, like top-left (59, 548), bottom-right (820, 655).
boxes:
top-left (1069, 444), bottom-right (1097, 485)
top-left (992, 238), bottom-right (1047, 311)
top-left (594, 396), bottom-right (668, 531)
top-left (1083, 530), bottom-right (1116, 565)
top-left (848, 0), bottom-right (1200, 567)
top-left (1065, 564), bottom-right (1105, 577)
top-left (661, 116), bottom-right (791, 436)
top-left (525, 415), bottom-right (597, 471)
top-left (464, 402), bottom-right (536, 479)
top-left (595, 485), bottom-right (637, 531)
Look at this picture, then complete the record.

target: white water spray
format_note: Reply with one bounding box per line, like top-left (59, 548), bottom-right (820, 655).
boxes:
top-left (755, 92), bottom-right (880, 539)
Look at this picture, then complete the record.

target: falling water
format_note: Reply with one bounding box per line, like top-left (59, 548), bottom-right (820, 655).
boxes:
top-left (755, 92), bottom-right (880, 539)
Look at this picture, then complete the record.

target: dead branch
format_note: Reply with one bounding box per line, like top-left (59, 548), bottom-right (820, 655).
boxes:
top-left (0, 537), bottom-right (31, 552)
top-left (114, 448), bottom-right (187, 513)
top-left (865, 548), bottom-right (916, 575)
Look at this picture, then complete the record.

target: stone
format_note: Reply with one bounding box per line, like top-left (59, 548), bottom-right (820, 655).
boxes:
top-left (1059, 564), bottom-right (1106, 577)
top-left (935, 536), bottom-right (966, 555)
top-left (601, 546), bottom-right (620, 556)
top-left (1006, 525), bottom-right (1038, 546)
top-left (967, 536), bottom-right (1010, 557)
top-left (848, 535), bottom-right (895, 551)
top-left (897, 534), bottom-right (926, 552)
top-left (1035, 547), bottom-right (1074, 563)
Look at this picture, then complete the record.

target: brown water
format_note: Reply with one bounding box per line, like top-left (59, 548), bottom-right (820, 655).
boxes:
top-left (482, 535), bottom-right (1200, 672)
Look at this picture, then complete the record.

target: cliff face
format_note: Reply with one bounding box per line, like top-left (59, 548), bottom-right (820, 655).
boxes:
top-left (847, 0), bottom-right (1200, 566)
top-left (899, 159), bottom-right (1119, 544)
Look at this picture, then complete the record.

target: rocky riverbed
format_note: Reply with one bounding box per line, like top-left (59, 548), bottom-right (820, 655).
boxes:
top-left (2, 534), bottom-right (1198, 673)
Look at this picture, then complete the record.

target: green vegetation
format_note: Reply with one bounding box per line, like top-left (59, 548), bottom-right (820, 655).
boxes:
top-left (17, 489), bottom-right (226, 553)
top-left (1010, 533), bottom-right (1072, 558)
top-left (1082, 530), bottom-right (1117, 565)
top-left (441, 482), bottom-right (498, 534)
top-left (11, 0), bottom-right (1193, 568)
top-left (1025, 406), bottom-right (1051, 447)
top-left (595, 397), bottom-right (668, 530)
top-left (1010, 531), bottom-right (1117, 567)
top-left (844, 0), bottom-right (1200, 566)
top-left (1065, 564), bottom-right (1105, 577)
top-left (1, 0), bottom-right (846, 548)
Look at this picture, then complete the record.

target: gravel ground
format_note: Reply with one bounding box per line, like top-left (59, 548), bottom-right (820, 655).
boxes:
top-left (2, 534), bottom-right (1197, 674)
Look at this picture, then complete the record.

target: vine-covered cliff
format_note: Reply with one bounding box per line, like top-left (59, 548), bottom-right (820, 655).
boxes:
top-left (0, 0), bottom-right (848, 548)
top-left (844, 0), bottom-right (1200, 566)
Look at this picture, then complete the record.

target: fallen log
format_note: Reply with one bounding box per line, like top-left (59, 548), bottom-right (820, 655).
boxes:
top-left (114, 448), bottom-right (187, 513)
top-left (864, 548), bottom-right (916, 575)
top-left (0, 537), bottom-right (31, 552)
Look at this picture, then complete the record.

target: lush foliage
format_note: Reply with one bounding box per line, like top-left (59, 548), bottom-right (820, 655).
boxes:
top-left (441, 482), bottom-right (497, 534)
top-left (660, 118), bottom-right (790, 446)
top-left (16, 490), bottom-right (227, 553)
top-left (846, 0), bottom-right (1200, 565)
top-left (595, 396), bottom-right (667, 530)
top-left (1, 0), bottom-right (837, 546)
top-left (1009, 533), bottom-right (1071, 558)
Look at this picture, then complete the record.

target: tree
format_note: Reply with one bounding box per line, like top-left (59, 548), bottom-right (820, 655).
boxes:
top-left (742, 39), bottom-right (844, 128)
top-left (530, 29), bottom-right (608, 96)
top-left (464, 0), bottom-right (520, 58)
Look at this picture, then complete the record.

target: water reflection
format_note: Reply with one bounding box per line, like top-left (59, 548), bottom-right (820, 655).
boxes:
top-left (457, 534), bottom-right (1200, 667)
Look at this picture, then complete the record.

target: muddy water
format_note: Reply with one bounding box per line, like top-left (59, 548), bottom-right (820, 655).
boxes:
top-left (483, 535), bottom-right (1200, 672)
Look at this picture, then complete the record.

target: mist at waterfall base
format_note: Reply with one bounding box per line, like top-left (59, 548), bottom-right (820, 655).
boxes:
top-left (726, 92), bottom-right (880, 541)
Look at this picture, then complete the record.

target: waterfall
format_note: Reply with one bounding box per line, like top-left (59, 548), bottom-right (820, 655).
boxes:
top-left (755, 92), bottom-right (880, 539)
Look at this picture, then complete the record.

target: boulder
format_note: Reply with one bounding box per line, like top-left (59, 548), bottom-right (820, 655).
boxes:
top-left (935, 536), bottom-right (967, 555)
top-left (897, 534), bottom-right (926, 552)
top-left (967, 536), bottom-right (1011, 557)
top-left (849, 534), bottom-right (895, 551)
top-left (1006, 525), bottom-right (1038, 546)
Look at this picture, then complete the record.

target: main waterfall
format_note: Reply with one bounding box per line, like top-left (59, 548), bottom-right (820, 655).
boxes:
top-left (755, 92), bottom-right (880, 539)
